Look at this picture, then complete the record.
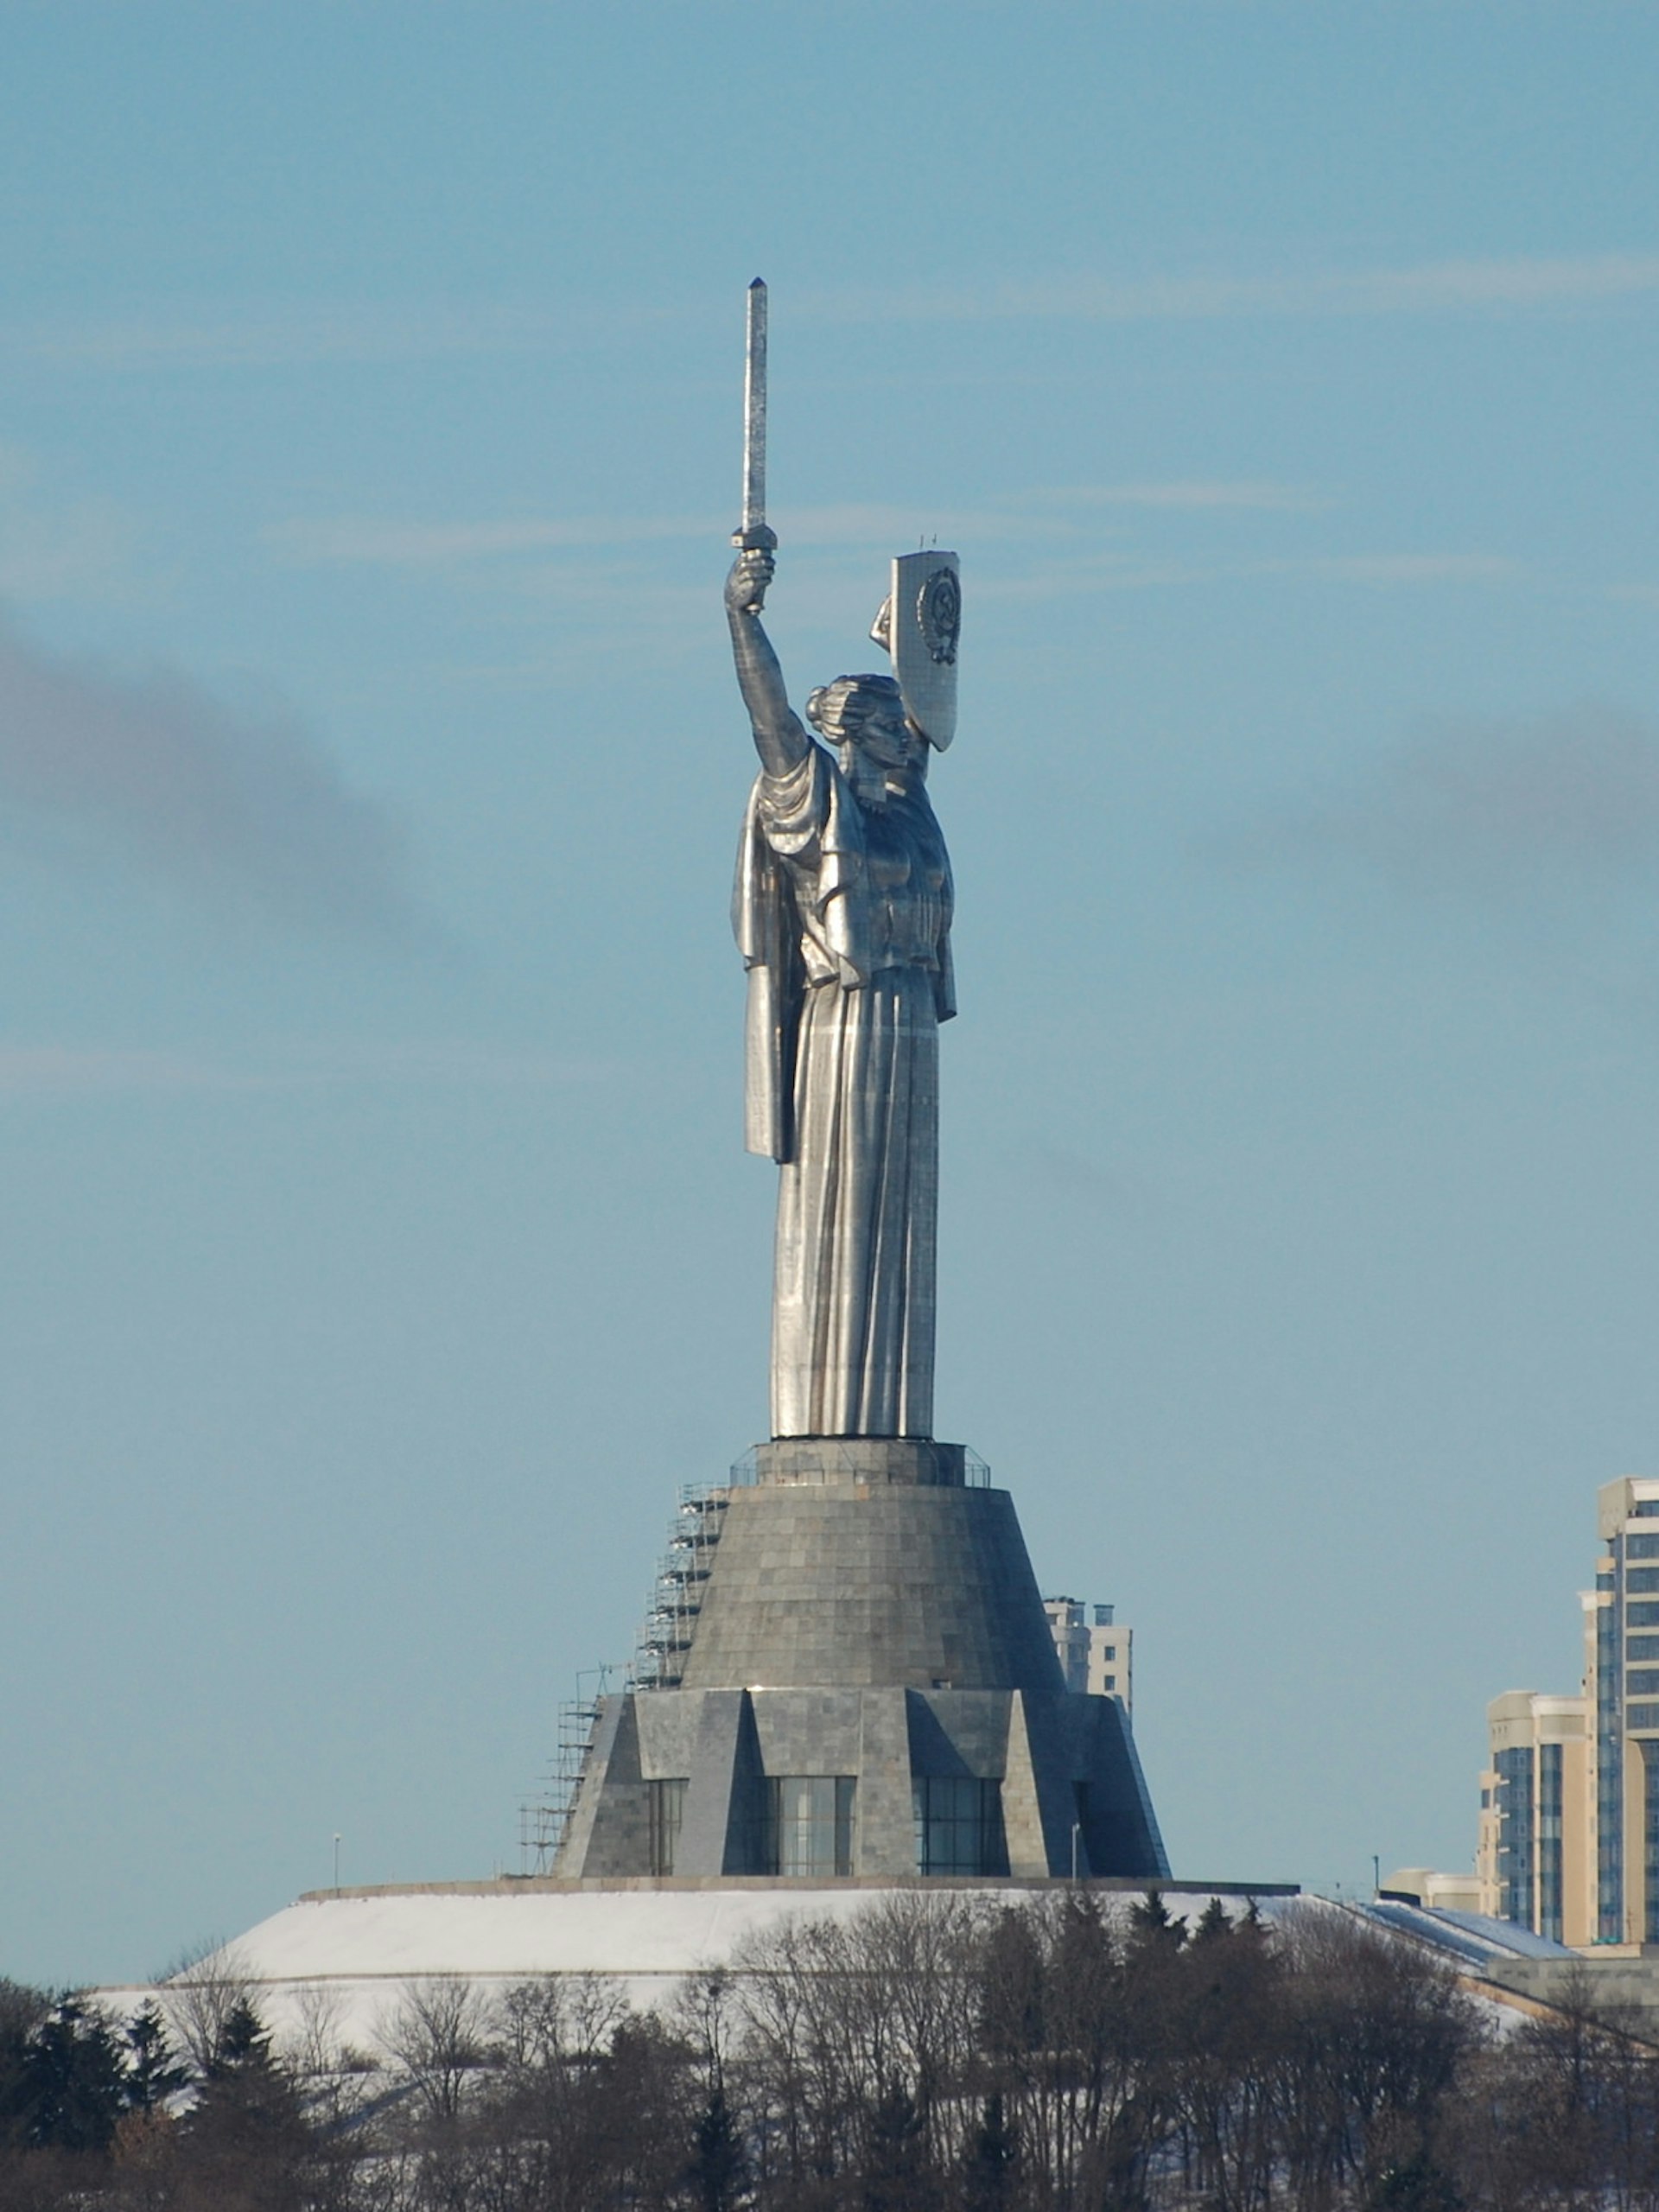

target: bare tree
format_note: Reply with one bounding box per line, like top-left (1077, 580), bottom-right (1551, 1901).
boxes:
top-left (157, 1940), bottom-right (260, 2078)
top-left (282, 1981), bottom-right (355, 2082)
top-left (375, 1979), bottom-right (492, 2125)
top-left (492, 1972), bottom-right (628, 2075)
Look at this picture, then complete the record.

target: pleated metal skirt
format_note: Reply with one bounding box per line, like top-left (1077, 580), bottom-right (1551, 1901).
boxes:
top-left (771, 964), bottom-right (939, 1440)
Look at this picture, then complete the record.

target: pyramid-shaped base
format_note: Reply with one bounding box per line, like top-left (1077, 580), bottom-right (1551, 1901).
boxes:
top-left (556, 1446), bottom-right (1167, 1882)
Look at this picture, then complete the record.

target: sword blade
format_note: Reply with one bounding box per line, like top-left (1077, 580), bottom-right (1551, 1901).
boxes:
top-left (741, 278), bottom-right (767, 537)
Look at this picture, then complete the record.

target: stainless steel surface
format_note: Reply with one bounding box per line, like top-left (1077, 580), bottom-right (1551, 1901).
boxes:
top-left (887, 549), bottom-right (960, 750)
top-left (738, 277), bottom-right (768, 546)
top-left (726, 427), bottom-right (957, 1437)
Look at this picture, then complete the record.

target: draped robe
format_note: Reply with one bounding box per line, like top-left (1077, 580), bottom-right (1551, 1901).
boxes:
top-left (734, 741), bottom-right (955, 1440)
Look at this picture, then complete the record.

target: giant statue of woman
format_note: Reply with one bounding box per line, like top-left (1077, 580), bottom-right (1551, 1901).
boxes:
top-left (727, 537), bottom-right (957, 1442)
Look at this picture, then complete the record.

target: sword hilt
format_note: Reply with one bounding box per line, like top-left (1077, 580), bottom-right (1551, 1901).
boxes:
top-left (728, 523), bottom-right (777, 616)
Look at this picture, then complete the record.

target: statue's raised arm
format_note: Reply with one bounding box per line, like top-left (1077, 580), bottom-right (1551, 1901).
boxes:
top-left (725, 538), bottom-right (810, 780)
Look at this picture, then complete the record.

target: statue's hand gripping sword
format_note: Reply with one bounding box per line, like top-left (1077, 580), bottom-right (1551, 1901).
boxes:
top-left (732, 278), bottom-right (776, 607)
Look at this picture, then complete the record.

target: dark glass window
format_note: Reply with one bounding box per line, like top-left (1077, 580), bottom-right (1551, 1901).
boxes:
top-left (1631, 1672), bottom-right (1659, 1697)
top-left (1630, 1704), bottom-right (1659, 1732)
top-left (1536, 1744), bottom-right (1564, 1942)
top-left (1629, 1535), bottom-right (1659, 1560)
top-left (648, 1778), bottom-right (687, 1877)
top-left (912, 1777), bottom-right (1008, 1876)
top-left (1600, 1592), bottom-right (1626, 1938)
top-left (1630, 1637), bottom-right (1659, 1662)
top-left (1647, 1753), bottom-right (1659, 1946)
top-left (766, 1777), bottom-right (855, 1877)
top-left (1630, 1569), bottom-right (1659, 1594)
top-left (1537, 1747), bottom-right (1563, 1815)
top-left (1629, 1605), bottom-right (1659, 1629)
top-left (1635, 1503), bottom-right (1659, 1518)
top-left (1494, 1745), bottom-right (1535, 1930)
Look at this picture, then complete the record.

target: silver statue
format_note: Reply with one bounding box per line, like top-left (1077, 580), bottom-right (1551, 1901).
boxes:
top-left (726, 285), bottom-right (960, 1440)
top-left (728, 544), bottom-right (956, 1440)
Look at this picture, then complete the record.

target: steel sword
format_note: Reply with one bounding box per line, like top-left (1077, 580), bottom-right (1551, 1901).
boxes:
top-left (733, 279), bottom-right (775, 602)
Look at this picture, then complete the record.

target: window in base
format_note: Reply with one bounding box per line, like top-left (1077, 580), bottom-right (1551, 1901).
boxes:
top-left (912, 1777), bottom-right (1008, 1876)
top-left (648, 1778), bottom-right (687, 1876)
top-left (766, 1777), bottom-right (855, 1877)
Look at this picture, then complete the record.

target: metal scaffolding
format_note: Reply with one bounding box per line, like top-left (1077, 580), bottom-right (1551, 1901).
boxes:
top-left (518, 1663), bottom-right (613, 1873)
top-left (633, 1484), bottom-right (729, 1689)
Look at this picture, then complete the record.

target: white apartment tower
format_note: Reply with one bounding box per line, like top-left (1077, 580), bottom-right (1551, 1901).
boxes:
top-left (1043, 1597), bottom-right (1133, 1715)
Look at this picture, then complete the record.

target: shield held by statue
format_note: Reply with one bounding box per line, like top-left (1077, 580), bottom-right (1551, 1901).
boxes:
top-left (875, 549), bottom-right (960, 751)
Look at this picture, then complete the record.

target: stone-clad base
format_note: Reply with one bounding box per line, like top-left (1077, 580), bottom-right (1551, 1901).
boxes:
top-left (555, 1452), bottom-right (1169, 1884)
top-left (555, 1681), bottom-right (1166, 1880)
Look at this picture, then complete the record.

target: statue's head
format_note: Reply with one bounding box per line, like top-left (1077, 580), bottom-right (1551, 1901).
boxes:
top-left (805, 674), bottom-right (925, 789)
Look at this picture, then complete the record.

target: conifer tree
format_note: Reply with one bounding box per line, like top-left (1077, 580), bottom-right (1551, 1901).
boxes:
top-left (1193, 1896), bottom-right (1232, 1943)
top-left (124, 1999), bottom-right (189, 2111)
top-left (14, 1996), bottom-right (128, 2153)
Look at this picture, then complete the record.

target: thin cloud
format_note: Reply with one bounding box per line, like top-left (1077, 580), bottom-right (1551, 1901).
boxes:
top-left (268, 484), bottom-right (1327, 574)
top-left (7, 252), bottom-right (1656, 378)
top-left (266, 512), bottom-right (719, 566)
top-left (1241, 706), bottom-right (1659, 893)
top-left (267, 504), bottom-right (954, 567)
top-left (0, 298), bottom-right (671, 373)
top-left (0, 611), bottom-right (417, 935)
top-left (0, 1039), bottom-right (620, 1096)
top-left (0, 1046), bottom-right (256, 1095)
top-left (976, 548), bottom-right (1519, 601)
top-left (808, 251), bottom-right (1659, 327)
top-left (1266, 553), bottom-right (1520, 586)
top-left (1032, 481), bottom-right (1331, 513)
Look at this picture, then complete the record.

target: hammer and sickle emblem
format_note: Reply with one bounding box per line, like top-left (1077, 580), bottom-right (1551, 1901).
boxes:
top-left (918, 567), bottom-right (961, 666)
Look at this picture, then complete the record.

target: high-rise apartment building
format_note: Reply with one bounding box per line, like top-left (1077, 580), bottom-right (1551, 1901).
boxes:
top-left (1475, 1691), bottom-right (1591, 1946)
top-left (1585, 1477), bottom-right (1659, 1944)
top-left (1457, 1477), bottom-right (1659, 1951)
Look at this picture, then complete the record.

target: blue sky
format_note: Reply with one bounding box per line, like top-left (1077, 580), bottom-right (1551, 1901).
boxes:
top-left (5, 0), bottom-right (1659, 1983)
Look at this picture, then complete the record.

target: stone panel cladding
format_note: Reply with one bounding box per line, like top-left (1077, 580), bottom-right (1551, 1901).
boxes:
top-left (676, 1481), bottom-right (1065, 1694)
top-left (554, 1682), bottom-right (1169, 1880)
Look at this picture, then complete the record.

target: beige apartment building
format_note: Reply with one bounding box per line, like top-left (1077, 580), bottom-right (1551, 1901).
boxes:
top-left (1582, 1476), bottom-right (1659, 1946)
top-left (1382, 1866), bottom-right (1481, 1913)
top-left (1474, 1690), bottom-right (1592, 1947)
top-left (1404, 1477), bottom-right (1659, 1950)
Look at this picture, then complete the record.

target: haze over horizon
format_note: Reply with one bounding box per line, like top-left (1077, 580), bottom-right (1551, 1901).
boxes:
top-left (4, 1), bottom-right (1659, 1986)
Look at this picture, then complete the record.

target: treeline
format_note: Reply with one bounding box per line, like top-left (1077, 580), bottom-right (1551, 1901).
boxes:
top-left (4, 1891), bottom-right (1659, 2209)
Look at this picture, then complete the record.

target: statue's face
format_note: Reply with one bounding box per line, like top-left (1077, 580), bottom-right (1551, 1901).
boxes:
top-left (846, 699), bottom-right (924, 775)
